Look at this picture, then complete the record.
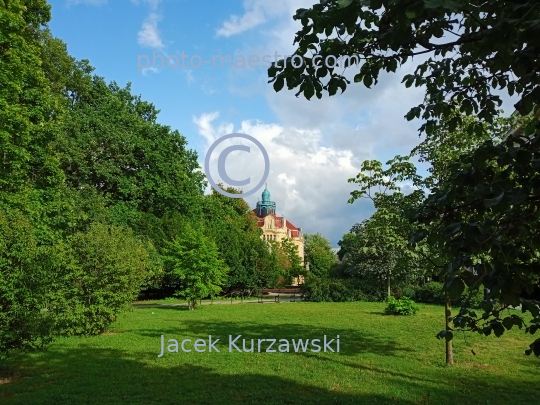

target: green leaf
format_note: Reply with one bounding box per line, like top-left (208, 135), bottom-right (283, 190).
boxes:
top-left (446, 277), bottom-right (465, 300)
top-left (363, 75), bottom-right (373, 88)
top-left (502, 317), bottom-right (514, 330)
top-left (273, 76), bottom-right (285, 92)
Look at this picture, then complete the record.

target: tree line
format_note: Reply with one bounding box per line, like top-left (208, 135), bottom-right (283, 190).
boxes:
top-left (270, 0), bottom-right (540, 362)
top-left (0, 1), bottom-right (305, 358)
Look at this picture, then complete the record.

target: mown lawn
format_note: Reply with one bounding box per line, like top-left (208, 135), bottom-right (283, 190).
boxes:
top-left (1, 302), bottom-right (539, 405)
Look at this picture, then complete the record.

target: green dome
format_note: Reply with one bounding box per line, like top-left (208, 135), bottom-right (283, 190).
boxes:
top-left (256, 185), bottom-right (276, 217)
top-left (262, 187), bottom-right (271, 202)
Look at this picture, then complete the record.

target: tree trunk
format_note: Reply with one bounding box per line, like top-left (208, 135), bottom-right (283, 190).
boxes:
top-left (387, 271), bottom-right (391, 297)
top-left (445, 291), bottom-right (454, 365)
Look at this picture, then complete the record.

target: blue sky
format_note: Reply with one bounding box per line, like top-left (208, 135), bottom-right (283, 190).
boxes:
top-left (46, 0), bottom-right (516, 246)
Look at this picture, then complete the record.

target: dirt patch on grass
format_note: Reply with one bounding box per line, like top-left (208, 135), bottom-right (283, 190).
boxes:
top-left (0, 369), bottom-right (20, 385)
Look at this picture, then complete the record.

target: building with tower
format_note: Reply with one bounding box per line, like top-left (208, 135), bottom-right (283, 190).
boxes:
top-left (252, 186), bottom-right (305, 284)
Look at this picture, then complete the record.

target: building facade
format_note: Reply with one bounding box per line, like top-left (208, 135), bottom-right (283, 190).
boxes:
top-left (252, 186), bottom-right (305, 284)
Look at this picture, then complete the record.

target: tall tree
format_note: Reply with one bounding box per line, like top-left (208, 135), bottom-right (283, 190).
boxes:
top-left (162, 224), bottom-right (228, 310)
top-left (304, 232), bottom-right (337, 278)
top-left (272, 0), bottom-right (540, 358)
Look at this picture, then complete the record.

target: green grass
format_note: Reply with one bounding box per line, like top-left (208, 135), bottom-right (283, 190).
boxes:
top-left (1, 302), bottom-right (539, 405)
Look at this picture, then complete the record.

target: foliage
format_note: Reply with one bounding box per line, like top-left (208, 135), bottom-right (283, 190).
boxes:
top-left (411, 132), bottom-right (540, 355)
top-left (302, 276), bottom-right (357, 302)
top-left (302, 275), bottom-right (388, 302)
top-left (0, 210), bottom-right (56, 359)
top-left (269, 238), bottom-right (304, 286)
top-left (0, 0), bottom-right (62, 195)
top-left (384, 296), bottom-right (420, 316)
top-left (202, 186), bottom-right (278, 293)
top-left (304, 232), bottom-right (337, 278)
top-left (414, 282), bottom-right (445, 305)
top-left (344, 158), bottom-right (428, 295)
top-left (53, 223), bottom-right (152, 335)
top-left (268, 0), bottom-right (540, 135)
top-left (57, 77), bottom-right (205, 219)
top-left (162, 224), bottom-right (229, 310)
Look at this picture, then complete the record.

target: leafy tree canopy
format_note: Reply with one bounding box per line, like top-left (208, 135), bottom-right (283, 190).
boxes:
top-left (268, 0), bottom-right (540, 135)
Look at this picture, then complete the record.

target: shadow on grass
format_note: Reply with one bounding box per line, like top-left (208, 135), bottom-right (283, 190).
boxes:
top-left (0, 346), bottom-right (414, 405)
top-left (132, 318), bottom-right (415, 358)
top-left (2, 343), bottom-right (539, 405)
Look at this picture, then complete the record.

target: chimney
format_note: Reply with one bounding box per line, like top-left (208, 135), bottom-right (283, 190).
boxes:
top-left (282, 216), bottom-right (286, 229)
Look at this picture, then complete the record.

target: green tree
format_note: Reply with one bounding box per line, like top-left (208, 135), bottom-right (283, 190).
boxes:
top-left (271, 0), bottom-right (540, 358)
top-left (53, 223), bottom-right (152, 335)
top-left (304, 233), bottom-right (337, 278)
top-left (0, 0), bottom-right (63, 196)
top-left (268, 0), bottom-right (540, 135)
top-left (0, 210), bottom-right (56, 359)
top-left (201, 186), bottom-right (278, 294)
top-left (347, 158), bottom-right (428, 295)
top-left (411, 131), bottom-right (540, 357)
top-left (162, 224), bottom-right (228, 310)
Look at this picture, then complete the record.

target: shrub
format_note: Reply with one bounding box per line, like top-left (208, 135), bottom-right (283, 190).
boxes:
top-left (352, 278), bottom-right (387, 302)
top-left (53, 223), bottom-right (152, 335)
top-left (302, 276), bottom-right (388, 302)
top-left (302, 276), bottom-right (332, 302)
top-left (414, 281), bottom-right (445, 304)
top-left (384, 296), bottom-right (420, 316)
top-left (0, 211), bottom-right (57, 359)
top-left (395, 284), bottom-right (419, 300)
top-left (329, 279), bottom-right (357, 302)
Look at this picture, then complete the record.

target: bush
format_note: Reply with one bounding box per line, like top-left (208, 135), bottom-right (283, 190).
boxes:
top-left (0, 211), bottom-right (56, 359)
top-left (395, 284), bottom-right (419, 300)
top-left (302, 276), bottom-right (332, 302)
top-left (413, 281), bottom-right (484, 308)
top-left (384, 296), bottom-right (420, 316)
top-left (414, 281), bottom-right (445, 304)
top-left (303, 276), bottom-right (390, 302)
top-left (352, 277), bottom-right (387, 302)
top-left (302, 277), bottom-right (357, 302)
top-left (53, 223), bottom-right (152, 335)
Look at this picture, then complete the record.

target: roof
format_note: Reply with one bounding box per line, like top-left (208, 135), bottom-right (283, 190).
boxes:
top-left (251, 209), bottom-right (302, 238)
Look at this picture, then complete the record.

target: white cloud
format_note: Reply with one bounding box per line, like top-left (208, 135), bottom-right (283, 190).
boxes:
top-left (192, 112), bottom-right (234, 147)
top-left (185, 70), bottom-right (195, 85)
top-left (194, 113), bottom-right (365, 245)
top-left (140, 66), bottom-right (159, 75)
top-left (138, 12), bottom-right (164, 48)
top-left (216, 0), bottom-right (314, 37)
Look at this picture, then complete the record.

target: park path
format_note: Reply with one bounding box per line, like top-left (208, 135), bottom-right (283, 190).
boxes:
top-left (132, 299), bottom-right (294, 309)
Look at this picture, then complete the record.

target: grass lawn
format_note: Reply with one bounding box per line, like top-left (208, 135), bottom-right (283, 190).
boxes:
top-left (1, 301), bottom-right (539, 405)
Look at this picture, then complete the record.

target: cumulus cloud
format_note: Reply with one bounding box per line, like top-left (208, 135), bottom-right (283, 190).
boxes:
top-left (194, 112), bottom-right (369, 245)
top-left (212, 0), bottom-right (520, 244)
top-left (216, 0), bottom-right (314, 37)
top-left (137, 12), bottom-right (164, 48)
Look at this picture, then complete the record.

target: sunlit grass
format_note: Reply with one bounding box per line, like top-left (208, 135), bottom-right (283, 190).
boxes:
top-left (1, 302), bottom-right (539, 404)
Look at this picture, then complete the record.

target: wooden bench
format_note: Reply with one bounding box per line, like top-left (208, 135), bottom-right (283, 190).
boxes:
top-left (258, 288), bottom-right (303, 303)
